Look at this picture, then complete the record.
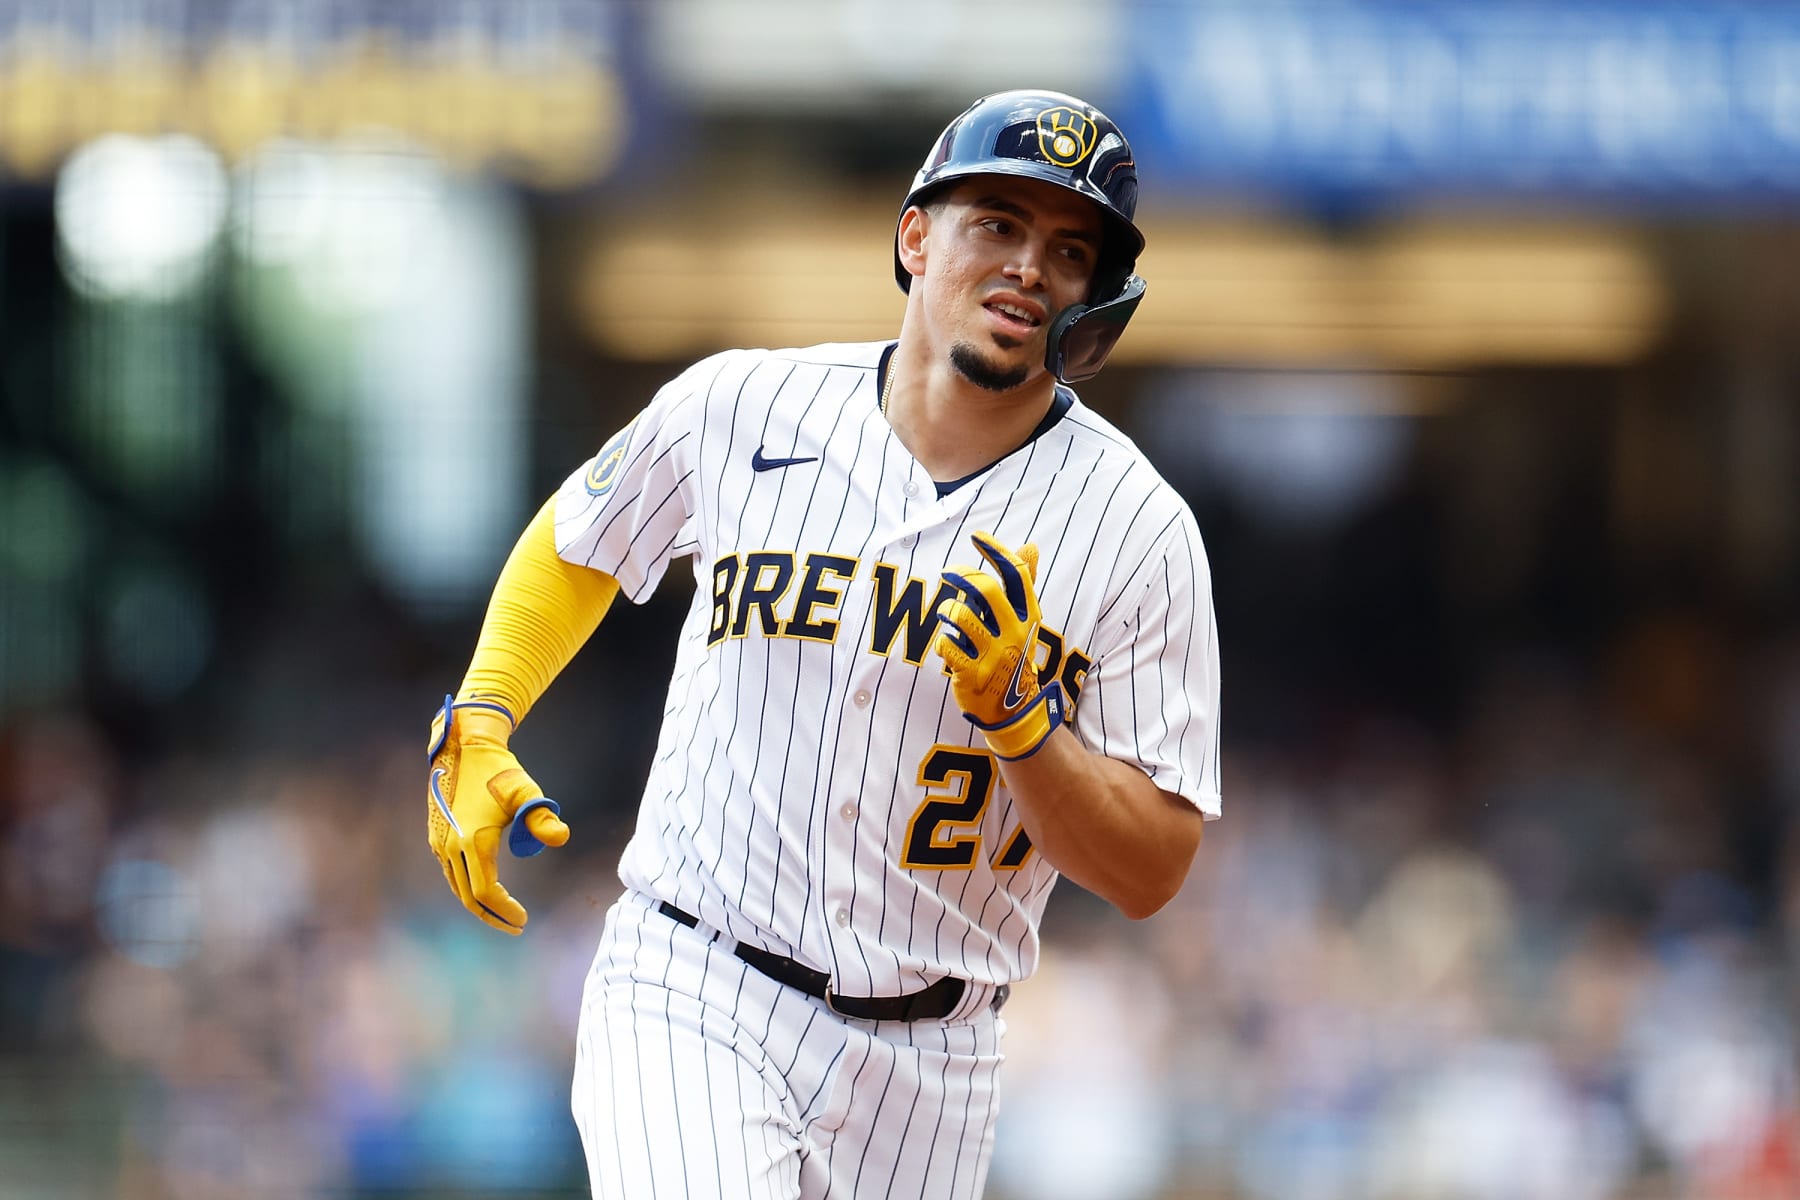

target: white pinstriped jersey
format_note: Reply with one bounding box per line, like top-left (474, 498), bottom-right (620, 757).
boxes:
top-left (553, 340), bottom-right (1221, 998)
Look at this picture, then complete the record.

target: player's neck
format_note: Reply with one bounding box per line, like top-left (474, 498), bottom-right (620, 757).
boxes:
top-left (882, 344), bottom-right (1058, 483)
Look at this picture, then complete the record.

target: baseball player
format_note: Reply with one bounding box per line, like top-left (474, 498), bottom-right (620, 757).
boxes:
top-left (426, 89), bottom-right (1221, 1198)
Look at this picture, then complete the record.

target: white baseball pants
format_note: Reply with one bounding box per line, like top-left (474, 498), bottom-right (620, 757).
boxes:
top-left (571, 891), bottom-right (1006, 1199)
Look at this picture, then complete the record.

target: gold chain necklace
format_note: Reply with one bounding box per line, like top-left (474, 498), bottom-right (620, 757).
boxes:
top-left (880, 358), bottom-right (896, 415)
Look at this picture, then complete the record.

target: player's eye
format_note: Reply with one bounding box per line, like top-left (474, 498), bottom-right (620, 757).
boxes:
top-left (977, 217), bottom-right (1013, 236)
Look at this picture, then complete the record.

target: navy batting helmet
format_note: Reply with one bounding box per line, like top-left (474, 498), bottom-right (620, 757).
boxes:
top-left (894, 89), bottom-right (1147, 384)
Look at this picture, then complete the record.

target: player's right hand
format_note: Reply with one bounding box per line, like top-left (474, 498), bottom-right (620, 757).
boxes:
top-left (426, 697), bottom-right (570, 935)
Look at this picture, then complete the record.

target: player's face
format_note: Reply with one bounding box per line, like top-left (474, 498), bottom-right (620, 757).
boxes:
top-left (918, 177), bottom-right (1104, 392)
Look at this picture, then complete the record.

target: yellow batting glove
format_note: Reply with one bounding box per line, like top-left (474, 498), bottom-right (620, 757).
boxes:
top-left (934, 532), bottom-right (1068, 761)
top-left (426, 697), bottom-right (570, 935)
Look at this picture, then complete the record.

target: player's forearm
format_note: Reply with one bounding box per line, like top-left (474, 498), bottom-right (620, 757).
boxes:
top-left (458, 495), bottom-right (620, 722)
top-left (1001, 728), bottom-right (1203, 919)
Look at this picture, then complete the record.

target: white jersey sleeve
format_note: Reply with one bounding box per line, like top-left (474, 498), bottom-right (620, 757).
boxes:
top-left (1073, 502), bottom-right (1222, 818)
top-left (551, 353), bottom-right (727, 601)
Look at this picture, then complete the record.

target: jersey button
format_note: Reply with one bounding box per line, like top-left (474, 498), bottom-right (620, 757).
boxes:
top-left (903, 481), bottom-right (919, 497)
top-left (835, 908), bottom-right (850, 927)
top-left (840, 802), bottom-right (856, 820)
top-left (901, 533), bottom-right (917, 548)
top-left (853, 689), bottom-right (871, 708)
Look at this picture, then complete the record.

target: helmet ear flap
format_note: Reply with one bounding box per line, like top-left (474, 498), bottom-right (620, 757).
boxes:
top-left (1087, 232), bottom-right (1135, 306)
top-left (1046, 275), bottom-right (1146, 384)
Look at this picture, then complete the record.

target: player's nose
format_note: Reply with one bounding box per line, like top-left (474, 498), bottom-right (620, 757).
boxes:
top-left (1005, 242), bottom-right (1047, 290)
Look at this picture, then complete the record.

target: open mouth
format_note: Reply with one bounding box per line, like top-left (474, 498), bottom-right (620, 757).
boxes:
top-left (984, 301), bottom-right (1043, 333)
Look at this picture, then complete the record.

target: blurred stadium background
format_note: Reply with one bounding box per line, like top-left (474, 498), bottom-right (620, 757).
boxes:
top-left (3, 2), bottom-right (1800, 1197)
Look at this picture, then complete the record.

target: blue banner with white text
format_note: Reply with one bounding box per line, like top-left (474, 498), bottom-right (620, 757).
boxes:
top-left (1118, 2), bottom-right (1800, 206)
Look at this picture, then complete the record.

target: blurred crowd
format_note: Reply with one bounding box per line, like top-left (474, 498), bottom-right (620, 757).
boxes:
top-left (0, 698), bottom-right (612, 1199)
top-left (3, 612), bottom-right (1797, 1200)
top-left (995, 630), bottom-right (1800, 1200)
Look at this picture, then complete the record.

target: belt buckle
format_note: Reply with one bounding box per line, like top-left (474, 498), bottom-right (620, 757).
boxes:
top-left (823, 983), bottom-right (848, 1017)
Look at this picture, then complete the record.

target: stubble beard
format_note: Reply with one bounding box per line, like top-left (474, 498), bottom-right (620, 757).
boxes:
top-left (950, 342), bottom-right (1030, 393)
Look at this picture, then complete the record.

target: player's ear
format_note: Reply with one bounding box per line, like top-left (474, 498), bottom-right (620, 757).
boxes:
top-left (897, 205), bottom-right (931, 284)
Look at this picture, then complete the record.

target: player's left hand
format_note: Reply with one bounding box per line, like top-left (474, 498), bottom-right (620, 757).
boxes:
top-left (426, 697), bottom-right (570, 935)
top-left (935, 532), bottom-right (1068, 760)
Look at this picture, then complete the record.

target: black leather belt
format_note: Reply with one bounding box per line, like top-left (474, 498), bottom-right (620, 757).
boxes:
top-left (657, 901), bottom-right (1001, 1021)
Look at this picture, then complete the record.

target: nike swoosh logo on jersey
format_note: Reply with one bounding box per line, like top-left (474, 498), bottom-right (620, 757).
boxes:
top-left (751, 447), bottom-right (819, 472)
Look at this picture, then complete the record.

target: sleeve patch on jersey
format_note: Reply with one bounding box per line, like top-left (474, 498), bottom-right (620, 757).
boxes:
top-left (584, 417), bottom-right (639, 497)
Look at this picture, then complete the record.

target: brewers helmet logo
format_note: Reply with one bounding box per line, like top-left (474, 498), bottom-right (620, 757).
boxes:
top-left (1036, 106), bottom-right (1098, 168)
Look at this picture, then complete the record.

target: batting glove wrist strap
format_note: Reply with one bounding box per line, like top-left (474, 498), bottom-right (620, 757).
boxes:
top-left (425, 694), bottom-right (569, 935)
top-left (428, 696), bottom-right (516, 756)
top-left (973, 681), bottom-right (1067, 761)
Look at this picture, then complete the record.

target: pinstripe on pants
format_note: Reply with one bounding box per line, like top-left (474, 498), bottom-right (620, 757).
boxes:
top-left (573, 892), bottom-right (1005, 1200)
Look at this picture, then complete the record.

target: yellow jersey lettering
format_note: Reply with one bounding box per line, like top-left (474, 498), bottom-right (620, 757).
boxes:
top-left (707, 555), bottom-right (742, 647)
top-left (731, 551), bottom-right (796, 639)
top-left (783, 553), bottom-right (858, 643)
top-left (869, 563), bottom-right (957, 665)
top-left (1060, 648), bottom-right (1092, 707)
